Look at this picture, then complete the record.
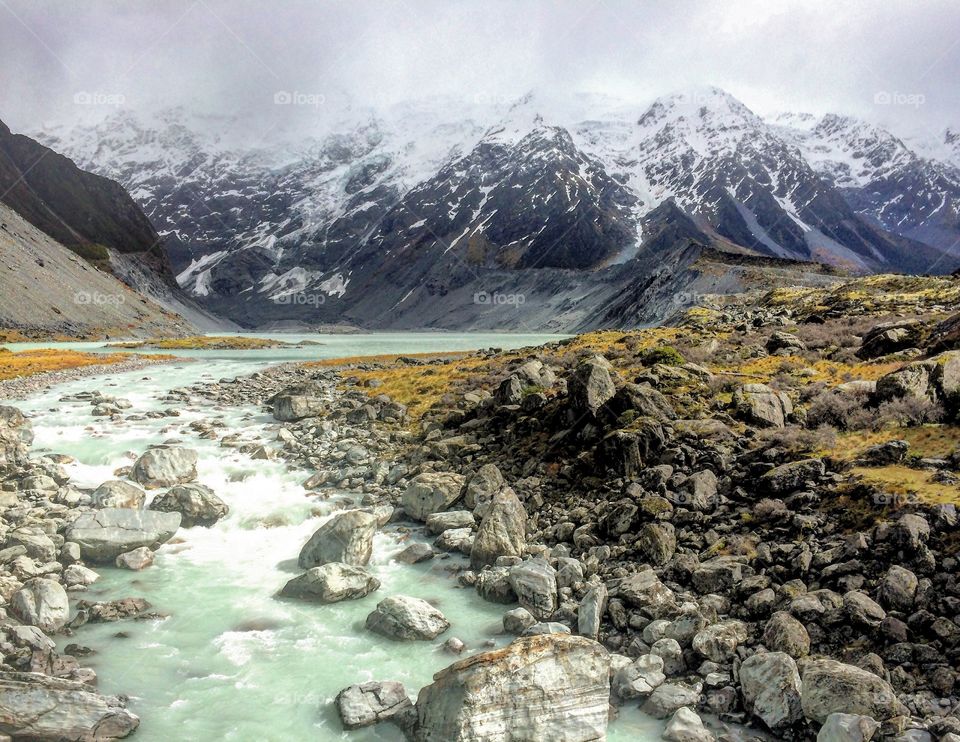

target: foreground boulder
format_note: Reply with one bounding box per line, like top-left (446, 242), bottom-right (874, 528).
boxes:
top-left (149, 483), bottom-right (228, 527)
top-left (335, 681), bottom-right (412, 730)
top-left (365, 595), bottom-right (450, 640)
top-left (508, 559), bottom-right (558, 620)
top-left (131, 447), bottom-right (198, 488)
top-left (412, 634), bottom-right (609, 741)
top-left (567, 355), bottom-right (617, 417)
top-left (874, 350), bottom-right (960, 413)
top-left (65, 509), bottom-right (181, 563)
top-left (298, 510), bottom-right (377, 568)
top-left (800, 658), bottom-right (907, 723)
top-left (0, 671), bottom-right (139, 739)
top-left (402, 473), bottom-right (465, 521)
top-left (11, 578), bottom-right (69, 633)
top-left (91, 480), bottom-right (146, 509)
top-left (279, 563), bottom-right (380, 603)
top-left (740, 651), bottom-right (803, 731)
top-left (469, 488), bottom-right (526, 569)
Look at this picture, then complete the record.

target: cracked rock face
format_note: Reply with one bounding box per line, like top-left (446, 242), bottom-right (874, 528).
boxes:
top-left (335, 681), bottom-right (413, 730)
top-left (65, 508), bottom-right (181, 563)
top-left (413, 634), bottom-right (610, 742)
top-left (131, 447), bottom-right (198, 489)
top-left (10, 578), bottom-right (69, 634)
top-left (0, 671), bottom-right (140, 740)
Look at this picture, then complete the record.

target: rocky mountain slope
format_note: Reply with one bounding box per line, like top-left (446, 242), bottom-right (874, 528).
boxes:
top-left (32, 90), bottom-right (960, 330)
top-left (0, 119), bottom-right (227, 335)
top-left (0, 203), bottom-right (194, 338)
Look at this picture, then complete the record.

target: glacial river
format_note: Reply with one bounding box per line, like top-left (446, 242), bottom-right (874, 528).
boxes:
top-left (6, 333), bottom-right (663, 741)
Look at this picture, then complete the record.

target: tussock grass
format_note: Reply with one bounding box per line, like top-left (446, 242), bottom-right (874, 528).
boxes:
top-left (0, 349), bottom-right (140, 380)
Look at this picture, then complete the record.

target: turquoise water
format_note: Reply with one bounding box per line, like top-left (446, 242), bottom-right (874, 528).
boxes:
top-left (9, 334), bottom-right (660, 741)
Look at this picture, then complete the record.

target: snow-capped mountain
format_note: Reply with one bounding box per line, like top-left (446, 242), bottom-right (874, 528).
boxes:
top-left (30, 88), bottom-right (960, 329)
top-left (772, 112), bottom-right (960, 259)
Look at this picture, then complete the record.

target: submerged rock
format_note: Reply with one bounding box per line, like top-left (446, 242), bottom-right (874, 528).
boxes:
top-left (365, 595), bottom-right (450, 641)
top-left (149, 483), bottom-right (228, 527)
top-left (115, 547), bottom-right (155, 571)
top-left (65, 509), bottom-right (181, 563)
top-left (131, 446), bottom-right (198, 488)
top-left (0, 671), bottom-right (139, 739)
top-left (412, 634), bottom-right (610, 741)
top-left (279, 563), bottom-right (380, 603)
top-left (298, 510), bottom-right (377, 569)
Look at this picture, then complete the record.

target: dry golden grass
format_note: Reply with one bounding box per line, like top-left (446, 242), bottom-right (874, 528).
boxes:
top-left (764, 274), bottom-right (960, 317)
top-left (306, 351), bottom-right (470, 368)
top-left (851, 465), bottom-right (960, 506)
top-left (0, 349), bottom-right (144, 380)
top-left (828, 425), bottom-right (960, 461)
top-left (709, 354), bottom-right (903, 385)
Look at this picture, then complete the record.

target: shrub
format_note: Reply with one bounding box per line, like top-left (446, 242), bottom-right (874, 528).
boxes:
top-left (875, 397), bottom-right (945, 427)
top-left (805, 389), bottom-right (875, 431)
top-left (758, 424), bottom-right (838, 454)
top-left (641, 346), bottom-right (685, 367)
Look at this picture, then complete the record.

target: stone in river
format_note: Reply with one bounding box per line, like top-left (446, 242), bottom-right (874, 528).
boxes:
top-left (115, 547), bottom-right (155, 571)
top-left (365, 595), bottom-right (450, 641)
top-left (131, 446), bottom-right (198, 488)
top-left (91, 480), bottom-right (146, 509)
top-left (401, 472), bottom-right (465, 521)
top-left (279, 563), bottom-right (380, 603)
top-left (65, 508), bottom-right (181, 563)
top-left (149, 483), bottom-right (228, 527)
top-left (335, 680), bottom-right (413, 730)
top-left (413, 634), bottom-right (610, 741)
top-left (395, 543), bottom-right (434, 564)
top-left (298, 510), bottom-right (377, 568)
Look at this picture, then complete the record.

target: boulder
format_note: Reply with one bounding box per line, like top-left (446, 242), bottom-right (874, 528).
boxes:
top-left (761, 459), bottom-right (825, 494)
top-left (149, 483), bottom-right (228, 527)
top-left (878, 565), bottom-right (917, 612)
top-left (476, 567), bottom-right (516, 604)
top-left (131, 446), bottom-right (198, 488)
top-left (469, 488), bottom-right (526, 569)
top-left (664, 707), bottom-right (715, 742)
top-left (335, 681), bottom-right (412, 730)
top-left (91, 480), bottom-right (146, 509)
top-left (298, 510), bottom-right (377, 568)
top-left (567, 355), bottom-right (617, 416)
top-left (11, 579), bottom-right (69, 633)
top-left (115, 547), bottom-right (154, 571)
top-left (508, 559), bottom-right (558, 620)
top-left (365, 595), bottom-right (450, 641)
top-left (402, 472), bottom-right (465, 521)
top-left (272, 385), bottom-right (327, 421)
top-left (692, 620), bottom-right (748, 663)
top-left (618, 570), bottom-right (677, 618)
top-left (395, 543), bottom-right (435, 564)
top-left (425, 510), bottom-right (475, 535)
top-left (642, 682), bottom-right (701, 719)
top-left (4, 527), bottom-right (56, 562)
top-left (857, 320), bottom-right (921, 359)
top-left (763, 611), bottom-right (810, 658)
top-left (692, 557), bottom-right (746, 594)
top-left (733, 384), bottom-right (793, 428)
top-left (817, 713), bottom-right (881, 742)
top-left (503, 607), bottom-right (537, 634)
top-left (0, 671), bottom-right (139, 739)
top-left (800, 659), bottom-right (907, 723)
top-left (413, 635), bottom-right (610, 741)
top-left (577, 582), bottom-right (607, 640)
top-left (66, 509), bottom-right (181, 563)
top-left (636, 523), bottom-right (676, 566)
top-left (0, 405), bottom-right (32, 475)
top-left (843, 591), bottom-right (885, 628)
top-left (674, 470), bottom-right (718, 512)
top-left (613, 653), bottom-right (665, 700)
top-left (279, 563), bottom-right (380, 603)
top-left (463, 464), bottom-right (506, 514)
top-left (522, 622), bottom-right (571, 636)
top-left (740, 651), bottom-right (803, 731)
top-left (767, 331), bottom-right (807, 353)
top-left (874, 350), bottom-right (960, 412)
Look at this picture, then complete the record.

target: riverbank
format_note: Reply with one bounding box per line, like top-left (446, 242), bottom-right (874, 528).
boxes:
top-left (0, 352), bottom-right (180, 399)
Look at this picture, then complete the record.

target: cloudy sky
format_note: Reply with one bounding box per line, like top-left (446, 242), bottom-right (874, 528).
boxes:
top-left (1, 0), bottom-right (958, 138)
